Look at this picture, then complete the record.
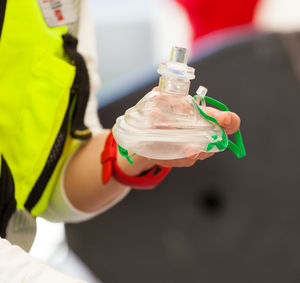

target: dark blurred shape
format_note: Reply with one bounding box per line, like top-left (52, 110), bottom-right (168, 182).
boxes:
top-left (175, 0), bottom-right (260, 40)
top-left (198, 187), bottom-right (224, 216)
top-left (66, 29), bottom-right (300, 283)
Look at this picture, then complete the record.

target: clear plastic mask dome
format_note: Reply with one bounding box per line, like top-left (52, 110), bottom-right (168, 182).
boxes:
top-left (113, 47), bottom-right (226, 160)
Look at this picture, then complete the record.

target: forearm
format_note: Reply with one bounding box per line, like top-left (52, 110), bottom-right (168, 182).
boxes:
top-left (63, 109), bottom-right (241, 214)
top-left (64, 130), bottom-right (156, 213)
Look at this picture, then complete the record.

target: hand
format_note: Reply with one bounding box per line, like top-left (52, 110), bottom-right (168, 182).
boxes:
top-left (118, 107), bottom-right (241, 177)
top-left (149, 108), bottom-right (241, 167)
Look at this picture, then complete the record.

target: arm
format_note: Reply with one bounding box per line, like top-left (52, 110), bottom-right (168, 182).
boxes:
top-left (64, 109), bottom-right (241, 213)
top-left (44, 0), bottom-right (241, 217)
top-left (63, 129), bottom-right (155, 213)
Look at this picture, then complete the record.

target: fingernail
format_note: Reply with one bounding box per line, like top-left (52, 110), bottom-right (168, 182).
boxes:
top-left (224, 114), bottom-right (231, 126)
top-left (188, 153), bottom-right (199, 160)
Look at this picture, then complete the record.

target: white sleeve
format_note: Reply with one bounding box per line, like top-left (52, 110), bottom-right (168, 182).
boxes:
top-left (41, 0), bottom-right (131, 223)
top-left (0, 237), bottom-right (87, 283)
top-left (78, 0), bottom-right (102, 135)
top-left (41, 148), bottom-right (130, 223)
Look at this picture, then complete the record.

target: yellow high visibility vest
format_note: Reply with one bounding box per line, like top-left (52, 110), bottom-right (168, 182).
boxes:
top-left (0, 0), bottom-right (91, 236)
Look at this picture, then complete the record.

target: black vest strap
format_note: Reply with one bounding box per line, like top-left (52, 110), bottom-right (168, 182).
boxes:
top-left (63, 33), bottom-right (92, 140)
top-left (0, 0), bottom-right (7, 40)
top-left (0, 155), bottom-right (16, 238)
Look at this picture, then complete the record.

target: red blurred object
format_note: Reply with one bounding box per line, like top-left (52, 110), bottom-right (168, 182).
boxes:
top-left (101, 131), bottom-right (171, 189)
top-left (175, 0), bottom-right (260, 40)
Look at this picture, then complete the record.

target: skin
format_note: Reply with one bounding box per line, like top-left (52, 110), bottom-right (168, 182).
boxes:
top-left (64, 108), bottom-right (240, 213)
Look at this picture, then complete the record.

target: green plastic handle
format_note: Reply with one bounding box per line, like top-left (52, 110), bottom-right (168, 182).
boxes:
top-left (203, 96), bottom-right (246, 158)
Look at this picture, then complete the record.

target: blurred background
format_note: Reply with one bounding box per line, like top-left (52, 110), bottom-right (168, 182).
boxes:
top-left (30, 0), bottom-right (300, 282)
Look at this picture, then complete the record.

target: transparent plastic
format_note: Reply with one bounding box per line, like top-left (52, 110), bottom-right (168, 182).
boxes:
top-left (112, 47), bottom-right (226, 160)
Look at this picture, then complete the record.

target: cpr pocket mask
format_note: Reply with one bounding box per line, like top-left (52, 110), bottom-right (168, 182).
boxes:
top-left (113, 47), bottom-right (246, 163)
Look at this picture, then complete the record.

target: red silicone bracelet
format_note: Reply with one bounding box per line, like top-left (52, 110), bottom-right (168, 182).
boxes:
top-left (101, 131), bottom-right (171, 189)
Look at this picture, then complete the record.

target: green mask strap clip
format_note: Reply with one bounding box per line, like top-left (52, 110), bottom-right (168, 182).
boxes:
top-left (193, 95), bottom-right (246, 158)
top-left (193, 95), bottom-right (228, 153)
top-left (117, 144), bottom-right (136, 165)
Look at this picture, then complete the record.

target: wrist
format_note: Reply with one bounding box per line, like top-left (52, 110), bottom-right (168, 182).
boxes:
top-left (101, 130), bottom-right (171, 189)
top-left (117, 150), bottom-right (156, 176)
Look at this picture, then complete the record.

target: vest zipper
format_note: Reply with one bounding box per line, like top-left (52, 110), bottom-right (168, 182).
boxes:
top-left (24, 101), bottom-right (71, 212)
top-left (25, 34), bottom-right (92, 212)
top-left (0, 0), bottom-right (7, 40)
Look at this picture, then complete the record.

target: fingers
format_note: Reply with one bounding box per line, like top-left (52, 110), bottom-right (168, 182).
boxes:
top-left (154, 152), bottom-right (214, 168)
top-left (220, 112), bottom-right (241, 134)
top-left (205, 107), bottom-right (241, 135)
top-left (151, 89), bottom-right (241, 135)
top-left (154, 158), bottom-right (197, 168)
top-left (197, 152), bottom-right (214, 160)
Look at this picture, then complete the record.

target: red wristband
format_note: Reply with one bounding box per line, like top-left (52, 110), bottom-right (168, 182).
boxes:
top-left (101, 131), bottom-right (171, 189)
